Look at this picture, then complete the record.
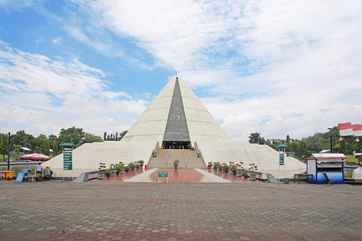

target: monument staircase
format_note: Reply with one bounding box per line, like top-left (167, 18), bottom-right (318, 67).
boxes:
top-left (148, 143), bottom-right (206, 169)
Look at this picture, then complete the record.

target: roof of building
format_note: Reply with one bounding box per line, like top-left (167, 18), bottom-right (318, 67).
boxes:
top-left (309, 153), bottom-right (345, 160)
top-left (352, 124), bottom-right (362, 131)
top-left (338, 122), bottom-right (352, 130)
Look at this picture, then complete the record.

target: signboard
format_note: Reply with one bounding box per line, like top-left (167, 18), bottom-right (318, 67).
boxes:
top-left (338, 122), bottom-right (362, 137)
top-left (61, 143), bottom-right (74, 170)
top-left (279, 152), bottom-right (285, 165)
top-left (63, 148), bottom-right (72, 170)
top-left (16, 172), bottom-right (25, 183)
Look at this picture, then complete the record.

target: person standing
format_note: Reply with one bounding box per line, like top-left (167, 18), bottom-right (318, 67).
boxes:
top-left (36, 163), bottom-right (43, 180)
top-left (173, 160), bottom-right (179, 171)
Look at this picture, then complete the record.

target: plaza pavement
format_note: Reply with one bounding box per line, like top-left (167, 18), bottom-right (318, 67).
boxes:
top-left (1, 181), bottom-right (362, 241)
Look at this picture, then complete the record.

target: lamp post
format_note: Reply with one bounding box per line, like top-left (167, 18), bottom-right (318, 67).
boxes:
top-left (7, 132), bottom-right (11, 170)
top-left (328, 127), bottom-right (341, 153)
top-left (328, 128), bottom-right (335, 153)
top-left (355, 137), bottom-right (361, 154)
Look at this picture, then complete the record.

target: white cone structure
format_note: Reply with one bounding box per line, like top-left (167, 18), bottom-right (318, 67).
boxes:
top-left (44, 76), bottom-right (305, 178)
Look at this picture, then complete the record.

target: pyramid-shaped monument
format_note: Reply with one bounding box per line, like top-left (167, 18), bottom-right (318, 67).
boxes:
top-left (44, 76), bottom-right (305, 178)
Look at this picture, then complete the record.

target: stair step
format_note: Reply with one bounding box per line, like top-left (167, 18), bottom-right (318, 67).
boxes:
top-left (149, 149), bottom-right (205, 168)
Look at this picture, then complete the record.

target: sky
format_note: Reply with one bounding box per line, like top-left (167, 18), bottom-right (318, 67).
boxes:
top-left (0, 0), bottom-right (361, 141)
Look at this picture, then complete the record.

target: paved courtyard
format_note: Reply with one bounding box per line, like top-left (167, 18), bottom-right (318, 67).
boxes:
top-left (1, 181), bottom-right (362, 241)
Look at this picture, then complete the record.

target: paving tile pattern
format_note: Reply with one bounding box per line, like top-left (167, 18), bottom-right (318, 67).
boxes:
top-left (105, 170), bottom-right (143, 181)
top-left (126, 169), bottom-right (158, 183)
top-left (195, 169), bottom-right (230, 183)
top-left (150, 169), bottom-right (202, 183)
top-left (1, 181), bottom-right (362, 241)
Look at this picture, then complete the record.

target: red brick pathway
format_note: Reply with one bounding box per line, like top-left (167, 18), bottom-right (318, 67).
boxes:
top-left (207, 169), bottom-right (263, 183)
top-left (150, 168), bottom-right (202, 183)
top-left (102, 170), bottom-right (143, 182)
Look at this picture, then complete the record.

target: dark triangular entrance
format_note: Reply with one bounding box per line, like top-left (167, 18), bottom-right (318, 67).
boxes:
top-left (162, 77), bottom-right (191, 149)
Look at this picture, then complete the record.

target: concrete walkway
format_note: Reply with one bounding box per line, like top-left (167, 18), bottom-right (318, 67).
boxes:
top-left (195, 168), bottom-right (231, 183)
top-left (124, 168), bottom-right (158, 182)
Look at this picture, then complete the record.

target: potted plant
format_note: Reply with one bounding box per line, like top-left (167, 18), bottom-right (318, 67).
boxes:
top-left (207, 162), bottom-right (212, 170)
top-left (248, 163), bottom-right (257, 181)
top-left (115, 162), bottom-right (124, 176)
top-left (110, 164), bottom-right (117, 175)
top-left (138, 160), bottom-right (144, 170)
top-left (105, 169), bottom-right (112, 179)
top-left (128, 162), bottom-right (135, 172)
top-left (231, 164), bottom-right (237, 176)
top-left (213, 162), bottom-right (219, 173)
top-left (222, 163), bottom-right (229, 174)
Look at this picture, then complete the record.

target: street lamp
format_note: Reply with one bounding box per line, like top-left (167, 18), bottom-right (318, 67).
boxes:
top-left (7, 132), bottom-right (11, 170)
top-left (328, 127), bottom-right (342, 153)
top-left (328, 128), bottom-right (335, 153)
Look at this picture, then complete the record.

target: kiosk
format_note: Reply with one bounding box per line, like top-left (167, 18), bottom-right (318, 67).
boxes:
top-left (306, 153), bottom-right (345, 184)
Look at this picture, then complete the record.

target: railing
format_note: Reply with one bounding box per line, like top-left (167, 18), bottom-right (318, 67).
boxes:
top-left (0, 161), bottom-right (42, 167)
top-left (147, 142), bottom-right (160, 168)
top-left (194, 142), bottom-right (206, 168)
top-left (74, 170), bottom-right (102, 182)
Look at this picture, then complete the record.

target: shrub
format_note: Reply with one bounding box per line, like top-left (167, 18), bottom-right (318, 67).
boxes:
top-left (213, 162), bottom-right (220, 172)
top-left (222, 164), bottom-right (229, 173)
top-left (128, 162), bottom-right (135, 171)
top-left (105, 169), bottom-right (111, 179)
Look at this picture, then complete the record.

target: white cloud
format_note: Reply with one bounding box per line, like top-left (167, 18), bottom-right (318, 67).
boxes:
top-left (2, 0), bottom-right (362, 140)
top-left (74, 0), bottom-right (239, 71)
top-left (64, 25), bottom-right (118, 56)
top-left (0, 41), bottom-right (147, 135)
top-left (72, 0), bottom-right (362, 139)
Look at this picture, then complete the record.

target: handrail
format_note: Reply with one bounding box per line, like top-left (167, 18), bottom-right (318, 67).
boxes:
top-left (194, 142), bottom-right (206, 168)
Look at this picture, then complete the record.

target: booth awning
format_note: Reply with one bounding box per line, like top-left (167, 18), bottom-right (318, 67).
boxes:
top-left (20, 153), bottom-right (50, 161)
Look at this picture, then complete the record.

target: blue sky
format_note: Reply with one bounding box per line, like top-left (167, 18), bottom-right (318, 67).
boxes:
top-left (1, 0), bottom-right (362, 140)
top-left (0, 1), bottom-right (171, 95)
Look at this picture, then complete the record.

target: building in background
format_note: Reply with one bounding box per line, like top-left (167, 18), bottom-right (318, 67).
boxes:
top-left (338, 122), bottom-right (362, 141)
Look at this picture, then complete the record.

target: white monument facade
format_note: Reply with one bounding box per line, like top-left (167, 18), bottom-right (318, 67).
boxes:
top-left (44, 76), bottom-right (305, 178)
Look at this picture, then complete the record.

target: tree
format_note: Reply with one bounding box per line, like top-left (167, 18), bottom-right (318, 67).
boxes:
top-left (0, 133), bottom-right (8, 161)
top-left (83, 132), bottom-right (103, 143)
top-left (12, 131), bottom-right (34, 149)
top-left (32, 134), bottom-right (50, 155)
top-left (58, 127), bottom-right (85, 146)
top-left (249, 133), bottom-right (261, 144)
top-left (0, 128), bottom-right (103, 160)
top-left (286, 134), bottom-right (290, 144)
top-left (48, 134), bottom-right (60, 155)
